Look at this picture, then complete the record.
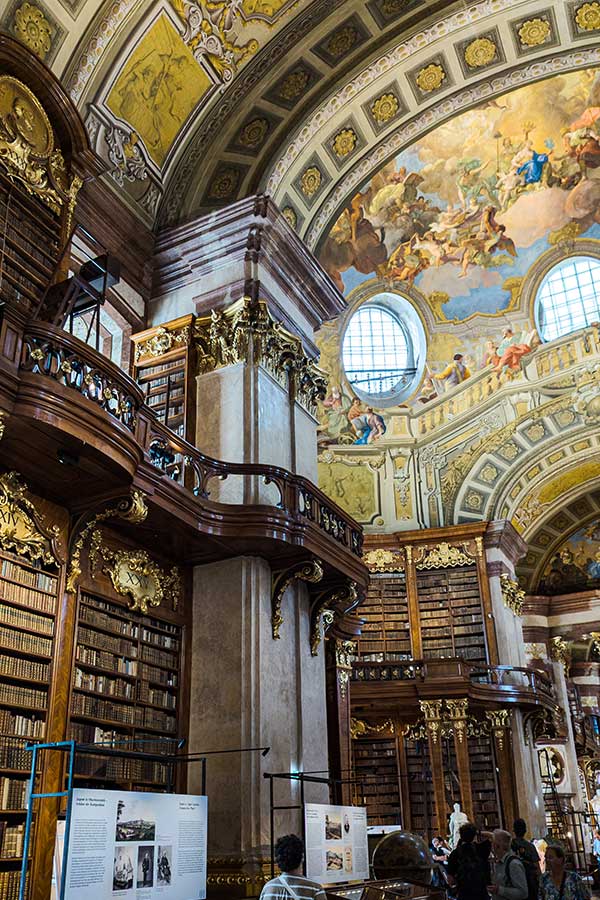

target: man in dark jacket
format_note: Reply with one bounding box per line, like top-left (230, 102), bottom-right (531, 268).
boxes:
top-left (511, 819), bottom-right (540, 900)
top-left (447, 822), bottom-right (492, 900)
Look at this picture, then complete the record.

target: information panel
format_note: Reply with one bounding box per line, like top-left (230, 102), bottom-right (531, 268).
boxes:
top-left (63, 789), bottom-right (207, 899)
top-left (304, 803), bottom-right (369, 885)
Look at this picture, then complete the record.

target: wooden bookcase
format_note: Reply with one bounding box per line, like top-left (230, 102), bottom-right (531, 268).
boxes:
top-left (403, 736), bottom-right (436, 834)
top-left (469, 734), bottom-right (500, 829)
top-left (0, 550), bottom-right (60, 897)
top-left (356, 572), bottom-right (411, 659)
top-left (131, 316), bottom-right (196, 442)
top-left (69, 590), bottom-right (185, 792)
top-left (0, 170), bottom-right (61, 313)
top-left (353, 736), bottom-right (401, 825)
top-left (417, 565), bottom-right (486, 664)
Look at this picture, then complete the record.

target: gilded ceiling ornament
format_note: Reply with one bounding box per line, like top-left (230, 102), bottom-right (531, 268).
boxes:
top-left (371, 92), bottom-right (399, 125)
top-left (300, 165), bottom-right (322, 197)
top-left (0, 471), bottom-right (60, 565)
top-left (480, 464), bottom-right (499, 484)
top-left (464, 37), bottom-right (497, 68)
top-left (415, 63), bottom-right (446, 93)
top-left (381, 0), bottom-right (409, 12)
top-left (526, 423), bottom-right (545, 441)
top-left (500, 573), bottom-right (525, 616)
top-left (278, 68), bottom-right (309, 101)
top-left (281, 206), bottom-right (297, 228)
top-left (518, 17), bottom-right (551, 47)
top-left (416, 542), bottom-right (474, 570)
top-left (238, 117), bottom-right (269, 149)
top-left (325, 26), bottom-right (358, 58)
top-left (332, 128), bottom-right (358, 159)
top-left (13, 3), bottom-right (52, 60)
top-left (576, 2), bottom-right (600, 30)
top-left (465, 491), bottom-right (483, 511)
top-left (208, 168), bottom-right (240, 200)
top-left (363, 547), bottom-right (405, 572)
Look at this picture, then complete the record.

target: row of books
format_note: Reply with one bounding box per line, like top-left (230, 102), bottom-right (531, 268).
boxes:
top-left (78, 626), bottom-right (137, 658)
top-left (79, 605), bottom-right (138, 639)
top-left (74, 754), bottom-right (168, 784)
top-left (71, 694), bottom-right (176, 732)
top-left (140, 663), bottom-right (177, 687)
top-left (0, 655), bottom-right (48, 683)
top-left (0, 604), bottom-right (53, 637)
top-left (0, 711), bottom-right (44, 738)
top-left (141, 645), bottom-right (177, 668)
top-left (70, 723), bottom-right (128, 746)
top-left (0, 625), bottom-right (52, 657)
top-left (0, 738), bottom-right (32, 770)
top-left (0, 582), bottom-right (54, 615)
top-left (0, 824), bottom-right (24, 858)
top-left (76, 645), bottom-right (137, 675)
top-left (0, 558), bottom-right (55, 592)
top-left (0, 778), bottom-right (28, 811)
top-left (140, 628), bottom-right (179, 651)
top-left (138, 685), bottom-right (176, 710)
top-left (73, 670), bottom-right (134, 700)
top-left (0, 684), bottom-right (46, 710)
top-left (0, 869), bottom-right (28, 899)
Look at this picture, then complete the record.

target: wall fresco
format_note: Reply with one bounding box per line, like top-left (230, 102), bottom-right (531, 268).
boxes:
top-left (539, 518), bottom-right (600, 594)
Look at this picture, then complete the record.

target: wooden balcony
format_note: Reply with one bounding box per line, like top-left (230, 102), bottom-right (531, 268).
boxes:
top-left (350, 656), bottom-right (556, 714)
top-left (0, 312), bottom-right (367, 589)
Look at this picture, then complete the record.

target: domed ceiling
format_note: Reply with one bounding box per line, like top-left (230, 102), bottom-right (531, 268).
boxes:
top-left (3, 0), bottom-right (600, 243)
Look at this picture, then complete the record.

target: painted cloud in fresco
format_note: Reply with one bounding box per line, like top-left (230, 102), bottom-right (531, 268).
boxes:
top-left (318, 68), bottom-right (600, 321)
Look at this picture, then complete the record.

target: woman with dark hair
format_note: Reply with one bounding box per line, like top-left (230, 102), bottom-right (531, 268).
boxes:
top-left (259, 834), bottom-right (326, 900)
top-left (538, 845), bottom-right (590, 900)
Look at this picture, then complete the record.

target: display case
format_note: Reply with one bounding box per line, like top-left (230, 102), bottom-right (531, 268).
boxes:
top-left (325, 881), bottom-right (445, 900)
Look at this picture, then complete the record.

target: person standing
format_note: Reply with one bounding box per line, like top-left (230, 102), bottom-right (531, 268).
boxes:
top-left (538, 845), bottom-right (590, 900)
top-left (259, 835), bottom-right (326, 900)
top-left (447, 822), bottom-right (492, 900)
top-left (512, 818), bottom-right (540, 900)
top-left (488, 829), bottom-right (528, 900)
top-left (593, 830), bottom-right (600, 869)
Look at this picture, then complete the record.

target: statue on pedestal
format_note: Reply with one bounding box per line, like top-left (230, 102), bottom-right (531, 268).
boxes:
top-left (448, 802), bottom-right (469, 849)
top-left (590, 788), bottom-right (600, 828)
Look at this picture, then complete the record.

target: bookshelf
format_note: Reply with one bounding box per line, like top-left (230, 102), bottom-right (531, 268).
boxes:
top-left (132, 316), bottom-right (196, 442)
top-left (403, 737), bottom-right (436, 834)
top-left (69, 592), bottom-right (183, 791)
top-left (469, 734), bottom-right (500, 829)
top-left (353, 736), bottom-right (401, 825)
top-left (356, 572), bottom-right (411, 660)
top-left (0, 550), bottom-right (60, 892)
top-left (417, 565), bottom-right (486, 664)
top-left (0, 170), bottom-right (61, 313)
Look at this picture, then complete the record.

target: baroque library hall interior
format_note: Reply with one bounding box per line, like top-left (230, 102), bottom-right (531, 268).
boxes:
top-left (3, 0), bottom-right (600, 898)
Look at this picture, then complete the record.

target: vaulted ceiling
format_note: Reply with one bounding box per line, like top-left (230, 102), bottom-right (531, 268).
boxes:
top-left (4, 0), bottom-right (600, 246)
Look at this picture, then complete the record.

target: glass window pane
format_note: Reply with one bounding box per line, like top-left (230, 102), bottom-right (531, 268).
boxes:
top-left (537, 256), bottom-right (600, 342)
top-left (342, 305), bottom-right (411, 396)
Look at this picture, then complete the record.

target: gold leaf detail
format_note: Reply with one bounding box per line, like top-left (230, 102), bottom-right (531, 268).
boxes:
top-left (325, 26), bottom-right (359, 58)
top-left (14, 3), bottom-right (52, 60)
top-left (300, 165), bottom-right (322, 197)
top-left (371, 92), bottom-right (399, 125)
top-left (363, 547), bottom-right (405, 572)
top-left (238, 117), bottom-right (269, 149)
top-left (278, 68), bottom-right (309, 101)
top-left (416, 542), bottom-right (474, 570)
top-left (464, 37), bottom-right (497, 68)
top-left (575, 2), bottom-right (600, 31)
top-left (282, 206), bottom-right (297, 228)
top-left (518, 17), bottom-right (551, 47)
top-left (332, 128), bottom-right (357, 159)
top-left (415, 63), bottom-right (446, 93)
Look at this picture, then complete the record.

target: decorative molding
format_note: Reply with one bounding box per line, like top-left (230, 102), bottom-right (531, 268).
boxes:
top-left (66, 491), bottom-right (148, 593)
top-left (445, 699), bottom-right (469, 745)
top-left (0, 470), bottom-right (60, 565)
top-left (350, 717), bottom-right (394, 740)
top-left (419, 699), bottom-right (444, 745)
top-left (309, 580), bottom-right (358, 656)
top-left (362, 547), bottom-right (405, 572)
top-left (195, 298), bottom-right (327, 415)
top-left (500, 573), bottom-right (525, 616)
top-left (271, 559), bottom-right (323, 639)
top-left (335, 639), bottom-right (355, 699)
top-left (89, 534), bottom-right (181, 615)
top-left (415, 542), bottom-right (474, 570)
top-left (485, 709), bottom-right (511, 749)
top-left (135, 324), bottom-right (191, 363)
top-left (550, 635), bottom-right (572, 674)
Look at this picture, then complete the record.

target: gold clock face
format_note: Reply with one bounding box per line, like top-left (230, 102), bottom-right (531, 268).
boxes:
top-left (0, 76), bottom-right (53, 157)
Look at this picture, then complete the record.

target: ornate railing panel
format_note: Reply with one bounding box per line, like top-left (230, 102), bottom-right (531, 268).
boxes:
top-left (20, 324), bottom-right (142, 432)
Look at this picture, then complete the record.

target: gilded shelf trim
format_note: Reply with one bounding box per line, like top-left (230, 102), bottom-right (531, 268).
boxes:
top-left (415, 542), bottom-right (475, 570)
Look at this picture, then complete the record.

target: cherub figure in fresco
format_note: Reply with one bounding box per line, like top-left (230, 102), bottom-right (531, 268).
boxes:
top-left (492, 327), bottom-right (532, 373)
top-left (347, 399), bottom-right (386, 444)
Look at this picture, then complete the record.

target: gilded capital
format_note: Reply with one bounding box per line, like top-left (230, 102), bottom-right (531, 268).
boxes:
top-left (500, 573), bottom-right (525, 616)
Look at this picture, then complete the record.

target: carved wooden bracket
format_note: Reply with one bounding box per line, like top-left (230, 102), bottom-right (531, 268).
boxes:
top-left (271, 558), bottom-right (323, 640)
top-left (309, 579), bottom-right (360, 656)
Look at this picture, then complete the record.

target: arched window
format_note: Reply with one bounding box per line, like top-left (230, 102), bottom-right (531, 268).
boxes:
top-left (536, 256), bottom-right (600, 342)
top-left (342, 294), bottom-right (425, 406)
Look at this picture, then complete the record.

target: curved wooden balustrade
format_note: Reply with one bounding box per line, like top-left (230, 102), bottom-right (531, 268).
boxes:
top-left (350, 656), bottom-right (555, 709)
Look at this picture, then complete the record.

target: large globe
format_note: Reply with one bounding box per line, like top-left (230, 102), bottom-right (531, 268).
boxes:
top-left (371, 831), bottom-right (434, 884)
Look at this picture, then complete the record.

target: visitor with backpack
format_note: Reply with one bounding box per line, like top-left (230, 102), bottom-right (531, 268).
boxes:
top-left (488, 829), bottom-right (528, 900)
top-left (447, 822), bottom-right (492, 900)
top-left (511, 818), bottom-right (540, 900)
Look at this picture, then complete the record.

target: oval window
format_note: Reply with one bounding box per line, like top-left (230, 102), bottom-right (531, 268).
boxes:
top-left (536, 256), bottom-right (600, 342)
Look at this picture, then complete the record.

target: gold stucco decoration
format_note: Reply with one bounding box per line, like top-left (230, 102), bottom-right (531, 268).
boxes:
top-left (0, 471), bottom-right (59, 565)
top-left (575, 2), bottom-right (600, 30)
top-left (13, 3), bottom-right (52, 60)
top-left (415, 63), bottom-right (446, 93)
top-left (371, 92), bottom-right (399, 125)
top-left (500, 573), bottom-right (525, 616)
top-left (332, 128), bottom-right (357, 159)
top-left (350, 718), bottom-right (395, 739)
top-left (325, 25), bottom-right (358, 58)
top-left (134, 325), bottom-right (190, 362)
top-left (209, 168), bottom-right (239, 200)
top-left (550, 636), bottom-right (572, 674)
top-left (464, 37), bottom-right (497, 68)
top-left (416, 541), bottom-right (474, 570)
top-left (363, 547), bottom-right (405, 572)
top-left (281, 206), bottom-right (297, 228)
top-left (465, 491), bottom-right (483, 511)
top-left (300, 165), bottom-right (322, 197)
top-left (238, 117), bottom-right (269, 149)
top-left (518, 17), bottom-right (551, 47)
top-left (278, 68), bottom-right (309, 101)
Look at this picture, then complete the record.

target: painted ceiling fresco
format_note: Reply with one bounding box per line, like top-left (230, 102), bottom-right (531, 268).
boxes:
top-left (318, 67), bottom-right (600, 319)
top-left (539, 518), bottom-right (600, 595)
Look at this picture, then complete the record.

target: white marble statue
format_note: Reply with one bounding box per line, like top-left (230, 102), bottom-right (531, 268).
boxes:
top-left (591, 788), bottom-right (600, 828)
top-left (448, 802), bottom-right (469, 849)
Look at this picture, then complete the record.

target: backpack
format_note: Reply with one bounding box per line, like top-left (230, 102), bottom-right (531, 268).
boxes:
top-left (505, 853), bottom-right (533, 900)
top-left (512, 841), bottom-right (541, 900)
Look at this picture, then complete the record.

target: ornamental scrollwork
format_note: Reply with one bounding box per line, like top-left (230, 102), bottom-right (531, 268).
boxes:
top-left (271, 559), bottom-right (323, 640)
top-left (335, 640), bottom-right (355, 699)
top-left (445, 699), bottom-right (469, 745)
top-left (309, 581), bottom-right (358, 657)
top-left (350, 718), bottom-right (395, 740)
top-left (416, 542), bottom-right (475, 570)
top-left (550, 636), bottom-right (572, 674)
top-left (194, 299), bottom-right (327, 416)
top-left (419, 699), bottom-right (444, 745)
top-left (89, 532), bottom-right (181, 615)
top-left (500, 573), bottom-right (526, 616)
top-left (0, 471), bottom-right (61, 565)
top-left (363, 548), bottom-right (405, 572)
top-left (134, 325), bottom-right (191, 363)
top-left (485, 709), bottom-right (510, 750)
